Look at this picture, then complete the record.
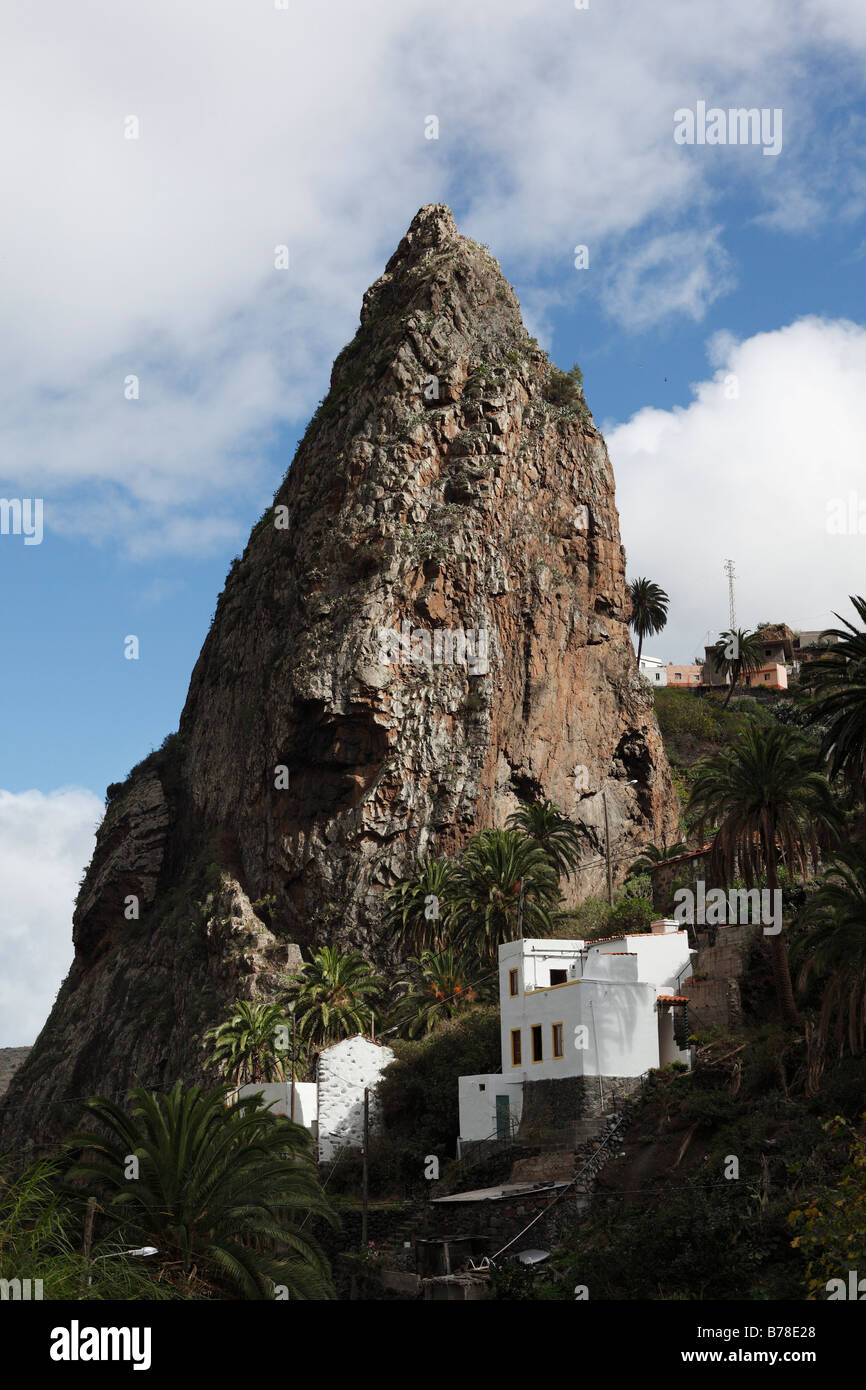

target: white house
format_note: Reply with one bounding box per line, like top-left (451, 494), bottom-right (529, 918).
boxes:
top-left (316, 1034), bottom-right (395, 1162)
top-left (234, 1033), bottom-right (395, 1162)
top-left (639, 655), bottom-right (667, 686)
top-left (457, 923), bottom-right (693, 1149)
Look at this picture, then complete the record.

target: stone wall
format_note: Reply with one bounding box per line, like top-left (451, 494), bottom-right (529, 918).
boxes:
top-left (685, 924), bottom-right (758, 1029)
top-left (650, 853), bottom-right (709, 912)
top-left (517, 1073), bottom-right (643, 1136)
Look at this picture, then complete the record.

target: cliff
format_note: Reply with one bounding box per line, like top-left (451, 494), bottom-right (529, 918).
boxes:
top-left (0, 204), bottom-right (678, 1150)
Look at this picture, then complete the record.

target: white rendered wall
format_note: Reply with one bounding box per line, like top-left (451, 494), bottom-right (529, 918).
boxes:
top-left (316, 1035), bottom-right (395, 1163)
top-left (235, 1081), bottom-right (317, 1131)
top-left (587, 928), bottom-right (693, 993)
top-left (457, 1075), bottom-right (524, 1146)
top-left (494, 932), bottom-right (693, 1081)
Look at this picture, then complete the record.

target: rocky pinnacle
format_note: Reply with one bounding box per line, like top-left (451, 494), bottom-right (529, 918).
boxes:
top-left (0, 205), bottom-right (679, 1150)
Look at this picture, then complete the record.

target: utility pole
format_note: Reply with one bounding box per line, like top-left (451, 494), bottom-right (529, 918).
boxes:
top-left (602, 791), bottom-right (613, 907)
top-left (361, 1087), bottom-right (370, 1249)
top-left (80, 1196), bottom-right (97, 1295)
top-left (290, 1008), bottom-right (296, 1123)
top-left (516, 878), bottom-right (525, 938)
top-left (724, 559), bottom-right (737, 631)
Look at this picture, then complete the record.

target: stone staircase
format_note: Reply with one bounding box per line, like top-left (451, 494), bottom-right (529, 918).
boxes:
top-left (508, 1115), bottom-right (608, 1184)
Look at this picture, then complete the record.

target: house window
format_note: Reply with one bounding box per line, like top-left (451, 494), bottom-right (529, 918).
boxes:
top-left (509, 968), bottom-right (519, 997)
top-left (550, 968), bottom-right (567, 986)
top-left (655, 673), bottom-right (661, 681)
top-left (531, 1025), bottom-right (543, 1063)
top-left (479, 1083), bottom-right (486, 1091)
top-left (675, 672), bottom-right (681, 679)
top-left (764, 674), bottom-right (770, 681)
top-left (552, 1022), bottom-right (564, 1058)
top-left (510, 1030), bottom-right (522, 1066)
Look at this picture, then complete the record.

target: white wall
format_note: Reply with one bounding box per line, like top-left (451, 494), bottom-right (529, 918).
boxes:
top-left (580, 979), bottom-right (660, 1076)
top-left (235, 1081), bottom-right (317, 1130)
top-left (457, 1075), bottom-right (524, 1147)
top-left (494, 931), bottom-right (693, 1081)
top-left (316, 1035), bottom-right (395, 1163)
top-left (639, 656), bottom-right (668, 686)
top-left (587, 926), bottom-right (693, 994)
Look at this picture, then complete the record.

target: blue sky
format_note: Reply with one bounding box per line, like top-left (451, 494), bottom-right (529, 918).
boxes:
top-left (3, 0), bottom-right (866, 1043)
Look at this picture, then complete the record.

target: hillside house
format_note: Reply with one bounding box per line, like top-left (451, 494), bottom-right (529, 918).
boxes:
top-left (794, 630), bottom-right (837, 683)
top-left (666, 663), bottom-right (702, 686)
top-left (702, 623), bottom-right (799, 692)
top-left (457, 923), bottom-right (693, 1151)
top-left (638, 655), bottom-right (667, 686)
top-left (234, 1033), bottom-right (395, 1162)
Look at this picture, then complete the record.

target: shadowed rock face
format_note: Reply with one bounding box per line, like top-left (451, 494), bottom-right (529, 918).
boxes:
top-left (0, 204), bottom-right (679, 1151)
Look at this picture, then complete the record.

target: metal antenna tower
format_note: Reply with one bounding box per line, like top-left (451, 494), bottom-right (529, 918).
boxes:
top-left (724, 559), bottom-right (737, 631)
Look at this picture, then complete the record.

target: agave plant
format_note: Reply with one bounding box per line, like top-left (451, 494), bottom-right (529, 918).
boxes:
top-left (65, 1082), bottom-right (335, 1299)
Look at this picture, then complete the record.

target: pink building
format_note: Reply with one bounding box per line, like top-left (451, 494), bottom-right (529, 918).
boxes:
top-left (666, 664), bottom-right (702, 686)
top-left (747, 663), bottom-right (788, 690)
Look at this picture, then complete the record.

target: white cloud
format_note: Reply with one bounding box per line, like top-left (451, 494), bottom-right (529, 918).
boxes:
top-left (2, 0), bottom-right (866, 551)
top-left (600, 229), bottom-right (735, 331)
top-left (608, 316), bottom-right (866, 661)
top-left (0, 788), bottom-right (103, 1046)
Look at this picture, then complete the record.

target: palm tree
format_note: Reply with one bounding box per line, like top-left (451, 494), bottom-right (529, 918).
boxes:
top-left (204, 1000), bottom-right (299, 1085)
top-left (627, 841), bottom-right (688, 875)
top-left (64, 1082), bottom-right (335, 1299)
top-left (506, 799), bottom-right (584, 882)
top-left (687, 723), bottom-right (840, 1027)
top-left (385, 855), bottom-right (456, 954)
top-left (283, 946), bottom-right (381, 1049)
top-left (793, 847), bottom-right (866, 1071)
top-left (450, 829), bottom-right (560, 962)
top-left (628, 578), bottom-right (669, 664)
top-left (803, 596), bottom-right (866, 790)
top-left (393, 948), bottom-right (491, 1038)
top-left (709, 628), bottom-right (766, 706)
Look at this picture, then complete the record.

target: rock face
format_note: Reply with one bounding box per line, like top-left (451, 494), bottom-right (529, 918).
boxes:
top-left (0, 204), bottom-right (678, 1151)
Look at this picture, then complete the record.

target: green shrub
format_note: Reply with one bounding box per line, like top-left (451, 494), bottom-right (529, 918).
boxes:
top-left (543, 363), bottom-right (584, 407)
top-left (377, 1007), bottom-right (501, 1171)
top-left (608, 897), bottom-right (654, 934)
